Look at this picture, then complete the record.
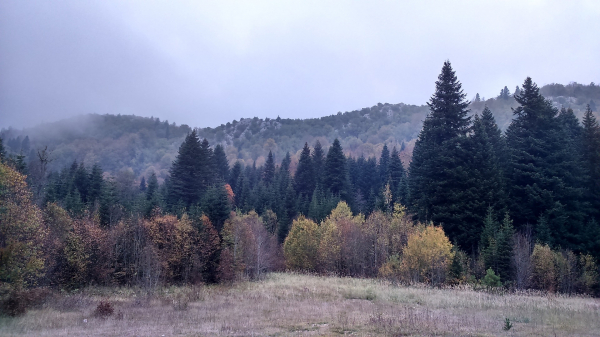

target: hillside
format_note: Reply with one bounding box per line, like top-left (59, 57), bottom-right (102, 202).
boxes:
top-left (1, 81), bottom-right (598, 180)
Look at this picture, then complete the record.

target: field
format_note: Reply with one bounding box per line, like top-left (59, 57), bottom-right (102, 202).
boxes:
top-left (1, 272), bottom-right (600, 336)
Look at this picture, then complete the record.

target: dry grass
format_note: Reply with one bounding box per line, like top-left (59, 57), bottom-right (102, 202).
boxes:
top-left (1, 272), bottom-right (600, 336)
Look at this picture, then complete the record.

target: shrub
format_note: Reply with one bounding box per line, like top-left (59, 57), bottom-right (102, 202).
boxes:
top-left (93, 301), bottom-right (114, 318)
top-left (482, 268), bottom-right (502, 289)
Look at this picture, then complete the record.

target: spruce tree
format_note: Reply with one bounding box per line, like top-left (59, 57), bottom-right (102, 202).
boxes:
top-left (198, 138), bottom-right (215, 191)
top-left (388, 147), bottom-right (406, 205)
top-left (408, 61), bottom-right (472, 249)
top-left (582, 105), bottom-right (600, 220)
top-left (263, 151), bottom-right (275, 185)
top-left (88, 163), bottom-right (104, 205)
top-left (323, 139), bottom-right (348, 196)
top-left (213, 144), bottom-right (230, 182)
top-left (228, 161), bottom-right (243, 193)
top-left (0, 137), bottom-right (5, 163)
top-left (506, 77), bottom-right (586, 250)
top-left (295, 143), bottom-right (314, 199)
top-left (467, 109), bottom-right (507, 250)
top-left (139, 176), bottom-right (147, 192)
top-left (168, 130), bottom-right (203, 210)
top-left (312, 140), bottom-right (325, 186)
top-left (379, 144), bottom-right (390, 188)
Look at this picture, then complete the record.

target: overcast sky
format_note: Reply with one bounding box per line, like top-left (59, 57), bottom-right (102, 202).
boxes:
top-left (1, 0), bottom-right (599, 129)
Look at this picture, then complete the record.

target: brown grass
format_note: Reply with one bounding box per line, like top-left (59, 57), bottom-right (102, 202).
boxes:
top-left (1, 272), bottom-right (599, 336)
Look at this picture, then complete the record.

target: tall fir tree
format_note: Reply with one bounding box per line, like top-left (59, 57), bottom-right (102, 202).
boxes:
top-left (312, 140), bottom-right (325, 186)
top-left (388, 147), bottom-right (406, 205)
top-left (408, 61), bottom-right (472, 249)
top-left (582, 105), bottom-right (600, 220)
top-left (167, 130), bottom-right (203, 210)
top-left (295, 143), bottom-right (315, 198)
top-left (263, 151), bottom-right (275, 185)
top-left (506, 77), bottom-right (586, 250)
top-left (379, 144), bottom-right (390, 188)
top-left (323, 139), bottom-right (348, 197)
top-left (213, 144), bottom-right (230, 182)
top-left (466, 109), bottom-right (507, 250)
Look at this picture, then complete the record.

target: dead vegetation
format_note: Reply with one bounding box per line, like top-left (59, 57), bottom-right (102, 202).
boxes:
top-left (1, 272), bottom-right (599, 336)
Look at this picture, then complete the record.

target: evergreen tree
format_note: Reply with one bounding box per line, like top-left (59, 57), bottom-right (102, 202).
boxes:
top-left (506, 77), bottom-right (586, 250)
top-left (263, 151), bottom-right (275, 185)
top-left (146, 172), bottom-right (159, 200)
top-left (582, 105), bottom-right (600, 220)
top-left (379, 144), bottom-right (390, 187)
top-left (466, 109), bottom-right (507, 250)
top-left (0, 137), bottom-right (5, 163)
top-left (139, 176), bottom-right (147, 192)
top-left (228, 161), bottom-right (242, 193)
top-left (198, 138), bottom-right (215, 190)
top-left (388, 146), bottom-right (406, 205)
top-left (312, 140), bottom-right (325, 186)
top-left (323, 139), bottom-right (348, 197)
top-left (73, 163), bottom-right (90, 204)
top-left (168, 130), bottom-right (203, 210)
top-left (213, 144), bottom-right (229, 182)
top-left (201, 184), bottom-right (231, 232)
top-left (88, 163), bottom-right (104, 205)
top-left (408, 61), bottom-right (472, 249)
top-left (498, 86), bottom-right (511, 100)
top-left (295, 143), bottom-right (315, 198)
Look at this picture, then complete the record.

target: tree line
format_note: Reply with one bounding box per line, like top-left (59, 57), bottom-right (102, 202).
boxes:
top-left (1, 61), bottom-right (600, 309)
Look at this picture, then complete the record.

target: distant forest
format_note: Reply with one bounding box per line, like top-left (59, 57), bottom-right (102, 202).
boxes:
top-left (1, 79), bottom-right (598, 183)
top-left (2, 62), bottom-right (600, 313)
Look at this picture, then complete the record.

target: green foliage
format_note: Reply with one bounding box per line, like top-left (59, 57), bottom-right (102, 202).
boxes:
top-left (408, 61), bottom-right (474, 250)
top-left (503, 318), bottom-right (513, 331)
top-left (482, 268), bottom-right (502, 289)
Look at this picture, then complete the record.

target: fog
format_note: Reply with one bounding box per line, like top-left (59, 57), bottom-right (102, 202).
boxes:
top-left (1, 0), bottom-right (599, 129)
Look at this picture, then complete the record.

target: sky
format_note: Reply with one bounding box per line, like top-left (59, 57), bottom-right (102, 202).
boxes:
top-left (1, 0), bottom-right (599, 130)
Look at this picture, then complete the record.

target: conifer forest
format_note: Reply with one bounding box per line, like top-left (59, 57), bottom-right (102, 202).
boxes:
top-left (1, 61), bottom-right (600, 328)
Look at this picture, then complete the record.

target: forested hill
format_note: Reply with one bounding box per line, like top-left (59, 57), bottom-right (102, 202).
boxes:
top-left (1, 81), bottom-right (598, 180)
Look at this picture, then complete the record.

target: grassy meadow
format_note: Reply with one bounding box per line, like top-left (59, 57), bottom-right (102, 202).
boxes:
top-left (1, 272), bottom-right (600, 336)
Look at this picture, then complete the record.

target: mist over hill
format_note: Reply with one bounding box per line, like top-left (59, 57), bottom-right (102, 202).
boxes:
top-left (1, 81), bottom-right (598, 181)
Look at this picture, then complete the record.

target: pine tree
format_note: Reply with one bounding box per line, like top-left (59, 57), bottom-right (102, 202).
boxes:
top-left (388, 147), bottom-right (406, 205)
top-left (168, 130), bottom-right (203, 210)
top-left (201, 184), bottom-right (231, 232)
top-left (88, 163), bottom-right (104, 205)
top-left (582, 105), bottom-right (600, 220)
top-left (139, 176), bottom-right (147, 192)
top-left (0, 137), bottom-right (5, 163)
top-left (323, 139), bottom-right (348, 197)
top-left (263, 151), bottom-right (275, 185)
top-left (466, 108), bottom-right (507, 250)
top-left (506, 77), bottom-right (585, 250)
top-left (312, 140), bottom-right (325, 186)
top-left (213, 144), bottom-right (230, 182)
top-left (198, 138), bottom-right (215, 191)
top-left (408, 61), bottom-right (472, 249)
top-left (295, 143), bottom-right (315, 198)
top-left (379, 144), bottom-right (390, 188)
top-left (228, 161), bottom-right (243, 193)
top-left (73, 163), bottom-right (90, 204)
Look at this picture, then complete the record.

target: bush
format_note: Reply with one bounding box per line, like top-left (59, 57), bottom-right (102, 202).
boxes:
top-left (93, 301), bottom-right (114, 318)
top-left (482, 268), bottom-right (502, 289)
top-left (0, 288), bottom-right (52, 316)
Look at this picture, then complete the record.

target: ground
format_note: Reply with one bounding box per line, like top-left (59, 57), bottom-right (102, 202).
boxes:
top-left (1, 272), bottom-right (600, 336)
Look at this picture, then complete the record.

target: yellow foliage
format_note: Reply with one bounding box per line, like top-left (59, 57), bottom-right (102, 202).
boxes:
top-left (283, 216), bottom-right (320, 271)
top-left (398, 225), bottom-right (454, 284)
top-left (0, 163), bottom-right (47, 292)
top-left (531, 243), bottom-right (556, 292)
